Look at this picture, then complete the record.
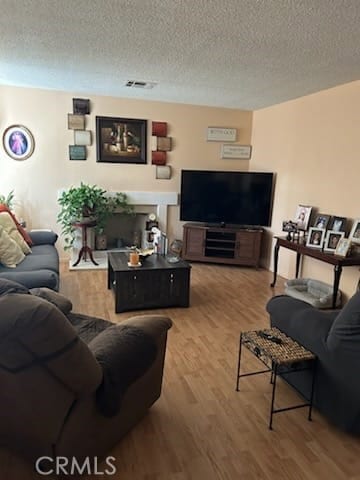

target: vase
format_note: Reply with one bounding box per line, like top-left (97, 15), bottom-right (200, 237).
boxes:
top-left (95, 234), bottom-right (107, 250)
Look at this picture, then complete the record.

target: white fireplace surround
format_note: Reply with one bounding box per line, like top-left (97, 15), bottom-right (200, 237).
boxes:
top-left (68, 191), bottom-right (178, 267)
top-left (110, 191), bottom-right (178, 232)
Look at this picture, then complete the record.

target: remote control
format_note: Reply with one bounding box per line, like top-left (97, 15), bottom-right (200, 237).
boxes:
top-left (257, 331), bottom-right (283, 344)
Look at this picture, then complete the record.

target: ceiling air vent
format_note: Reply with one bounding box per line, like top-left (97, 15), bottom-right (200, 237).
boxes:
top-left (125, 80), bottom-right (156, 89)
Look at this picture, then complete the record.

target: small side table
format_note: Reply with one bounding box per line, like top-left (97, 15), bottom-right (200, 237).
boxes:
top-left (72, 219), bottom-right (99, 267)
top-left (235, 327), bottom-right (317, 430)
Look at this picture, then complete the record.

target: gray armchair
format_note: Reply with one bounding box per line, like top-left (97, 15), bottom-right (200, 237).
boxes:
top-left (0, 279), bottom-right (172, 465)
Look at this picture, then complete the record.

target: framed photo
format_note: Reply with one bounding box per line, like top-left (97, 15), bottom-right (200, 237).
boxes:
top-left (349, 219), bottom-right (360, 245)
top-left (152, 136), bottom-right (172, 152)
top-left (294, 204), bottom-right (312, 231)
top-left (73, 98), bottom-right (90, 115)
top-left (324, 230), bottom-right (345, 253)
top-left (328, 216), bottom-right (347, 233)
top-left (2, 125), bottom-right (35, 160)
top-left (69, 145), bottom-right (86, 161)
top-left (313, 213), bottom-right (330, 230)
top-left (306, 227), bottom-right (326, 249)
top-left (74, 130), bottom-right (92, 146)
top-left (335, 238), bottom-right (352, 257)
top-left (68, 114), bottom-right (85, 130)
top-left (156, 165), bottom-right (171, 179)
top-left (96, 116), bottom-right (147, 164)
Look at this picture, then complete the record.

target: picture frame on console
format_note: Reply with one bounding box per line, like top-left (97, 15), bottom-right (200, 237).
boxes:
top-left (96, 116), bottom-right (147, 164)
top-left (306, 227), bottom-right (325, 249)
top-left (313, 213), bottom-right (331, 230)
top-left (324, 230), bottom-right (345, 253)
top-left (350, 219), bottom-right (360, 245)
top-left (294, 204), bottom-right (312, 231)
top-left (335, 238), bottom-right (352, 257)
top-left (328, 216), bottom-right (347, 233)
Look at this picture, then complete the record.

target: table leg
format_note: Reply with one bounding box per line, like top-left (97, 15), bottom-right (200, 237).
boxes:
top-left (270, 242), bottom-right (280, 287)
top-left (295, 252), bottom-right (301, 278)
top-left (333, 265), bottom-right (342, 308)
top-left (72, 248), bottom-right (84, 267)
top-left (308, 359), bottom-right (317, 421)
top-left (107, 259), bottom-right (112, 289)
top-left (235, 333), bottom-right (243, 391)
top-left (269, 363), bottom-right (278, 430)
top-left (72, 247), bottom-right (99, 267)
top-left (270, 361), bottom-right (274, 384)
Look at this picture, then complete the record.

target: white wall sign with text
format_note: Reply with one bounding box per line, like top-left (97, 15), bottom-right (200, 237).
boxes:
top-left (207, 127), bottom-right (237, 142)
top-left (221, 144), bottom-right (252, 159)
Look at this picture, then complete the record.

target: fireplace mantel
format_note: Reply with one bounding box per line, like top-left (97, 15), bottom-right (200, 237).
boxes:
top-left (109, 191), bottom-right (178, 232)
top-left (68, 190), bottom-right (178, 268)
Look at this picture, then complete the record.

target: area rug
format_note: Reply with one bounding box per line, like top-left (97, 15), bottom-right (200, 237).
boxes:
top-left (68, 254), bottom-right (108, 271)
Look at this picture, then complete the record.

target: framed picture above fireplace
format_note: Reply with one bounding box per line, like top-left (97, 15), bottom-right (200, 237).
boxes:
top-left (96, 116), bottom-right (147, 164)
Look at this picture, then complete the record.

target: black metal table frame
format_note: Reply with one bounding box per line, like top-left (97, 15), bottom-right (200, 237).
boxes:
top-left (235, 332), bottom-right (317, 430)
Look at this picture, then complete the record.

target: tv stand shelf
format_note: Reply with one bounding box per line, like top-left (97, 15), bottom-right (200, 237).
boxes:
top-left (182, 223), bottom-right (263, 267)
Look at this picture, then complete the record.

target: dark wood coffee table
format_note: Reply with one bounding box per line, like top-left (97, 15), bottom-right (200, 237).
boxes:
top-left (107, 252), bottom-right (191, 313)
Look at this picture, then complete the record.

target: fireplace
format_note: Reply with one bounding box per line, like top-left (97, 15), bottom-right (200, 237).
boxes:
top-left (71, 191), bottom-right (178, 264)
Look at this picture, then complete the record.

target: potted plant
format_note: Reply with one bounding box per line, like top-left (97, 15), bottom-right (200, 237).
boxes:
top-left (57, 183), bottom-right (133, 250)
top-left (0, 190), bottom-right (15, 209)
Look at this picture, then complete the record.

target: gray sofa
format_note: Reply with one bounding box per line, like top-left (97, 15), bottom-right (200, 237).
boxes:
top-left (267, 291), bottom-right (360, 433)
top-left (0, 230), bottom-right (59, 290)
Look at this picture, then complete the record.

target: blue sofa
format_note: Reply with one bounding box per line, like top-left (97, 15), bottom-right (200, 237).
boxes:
top-left (0, 230), bottom-right (59, 290)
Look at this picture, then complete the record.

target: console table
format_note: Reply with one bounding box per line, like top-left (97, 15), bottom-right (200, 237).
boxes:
top-left (271, 236), bottom-right (360, 308)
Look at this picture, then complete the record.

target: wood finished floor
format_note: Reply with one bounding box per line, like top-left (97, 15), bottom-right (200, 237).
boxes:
top-left (2, 261), bottom-right (360, 479)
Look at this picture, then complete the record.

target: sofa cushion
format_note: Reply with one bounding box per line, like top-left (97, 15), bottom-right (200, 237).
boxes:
top-left (0, 278), bottom-right (30, 295)
top-left (0, 204), bottom-right (33, 246)
top-left (327, 291), bottom-right (360, 350)
top-left (0, 270), bottom-right (59, 291)
top-left (6, 244), bottom-right (60, 273)
top-left (28, 230), bottom-right (58, 246)
top-left (0, 225), bottom-right (25, 268)
top-left (0, 212), bottom-right (32, 254)
top-left (30, 287), bottom-right (72, 315)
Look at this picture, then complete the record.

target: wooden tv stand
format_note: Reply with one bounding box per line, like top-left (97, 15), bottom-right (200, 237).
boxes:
top-left (182, 223), bottom-right (263, 267)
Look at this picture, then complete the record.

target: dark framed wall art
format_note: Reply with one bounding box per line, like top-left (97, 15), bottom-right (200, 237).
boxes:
top-left (73, 98), bottom-right (90, 115)
top-left (96, 116), bottom-right (147, 164)
top-left (69, 145), bottom-right (86, 161)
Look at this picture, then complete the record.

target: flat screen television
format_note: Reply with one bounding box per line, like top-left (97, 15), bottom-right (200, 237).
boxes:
top-left (180, 170), bottom-right (275, 227)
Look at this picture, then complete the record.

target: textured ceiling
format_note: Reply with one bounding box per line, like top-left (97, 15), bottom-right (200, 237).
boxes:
top-left (1, 0), bottom-right (360, 110)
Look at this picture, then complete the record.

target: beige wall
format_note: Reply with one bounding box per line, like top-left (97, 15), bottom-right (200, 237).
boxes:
top-left (2, 81), bottom-right (358, 298)
top-left (251, 80), bottom-right (360, 299)
top-left (0, 85), bottom-right (252, 257)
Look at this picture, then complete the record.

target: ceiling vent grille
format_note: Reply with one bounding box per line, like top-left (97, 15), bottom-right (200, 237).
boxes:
top-left (125, 80), bottom-right (157, 89)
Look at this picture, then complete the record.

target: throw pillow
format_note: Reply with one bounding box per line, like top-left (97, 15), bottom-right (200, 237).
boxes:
top-left (0, 204), bottom-right (33, 246)
top-left (0, 212), bottom-right (32, 254)
top-left (0, 225), bottom-right (25, 268)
